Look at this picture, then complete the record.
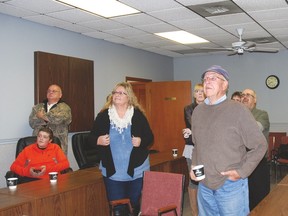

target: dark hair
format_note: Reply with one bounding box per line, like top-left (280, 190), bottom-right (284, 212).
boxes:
top-left (38, 127), bottom-right (54, 140)
top-left (231, 91), bottom-right (242, 99)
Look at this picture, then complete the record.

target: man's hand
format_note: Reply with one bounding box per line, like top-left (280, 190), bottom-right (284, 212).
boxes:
top-left (221, 170), bottom-right (241, 181)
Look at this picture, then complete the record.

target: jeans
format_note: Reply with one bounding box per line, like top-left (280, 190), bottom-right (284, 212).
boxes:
top-left (103, 177), bottom-right (143, 214)
top-left (198, 178), bottom-right (249, 216)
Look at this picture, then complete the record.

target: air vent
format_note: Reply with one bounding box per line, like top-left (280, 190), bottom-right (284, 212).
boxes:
top-left (204, 6), bottom-right (229, 15)
top-left (187, 1), bottom-right (242, 17)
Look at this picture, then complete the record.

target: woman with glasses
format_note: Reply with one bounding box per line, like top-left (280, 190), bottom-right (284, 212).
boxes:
top-left (89, 82), bottom-right (154, 216)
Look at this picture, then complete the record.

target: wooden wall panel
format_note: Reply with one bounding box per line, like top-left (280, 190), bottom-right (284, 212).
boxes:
top-left (34, 51), bottom-right (94, 132)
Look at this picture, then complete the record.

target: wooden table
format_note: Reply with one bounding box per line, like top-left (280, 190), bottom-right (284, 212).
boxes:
top-left (0, 193), bottom-right (33, 216)
top-left (250, 175), bottom-right (288, 215)
top-left (0, 151), bottom-right (188, 216)
top-left (0, 170), bottom-right (110, 216)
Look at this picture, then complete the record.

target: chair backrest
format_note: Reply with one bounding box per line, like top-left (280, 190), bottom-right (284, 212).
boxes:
top-left (72, 132), bottom-right (100, 169)
top-left (281, 136), bottom-right (288, 144)
top-left (16, 136), bottom-right (61, 158)
top-left (140, 171), bottom-right (185, 216)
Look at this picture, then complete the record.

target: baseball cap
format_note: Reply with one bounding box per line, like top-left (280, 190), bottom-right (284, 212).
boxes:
top-left (201, 65), bottom-right (229, 81)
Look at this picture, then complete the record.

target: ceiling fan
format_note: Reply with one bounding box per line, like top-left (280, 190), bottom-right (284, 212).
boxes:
top-left (208, 28), bottom-right (279, 56)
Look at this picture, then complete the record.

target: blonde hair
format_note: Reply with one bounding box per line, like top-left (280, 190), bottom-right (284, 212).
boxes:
top-left (101, 82), bottom-right (145, 113)
top-left (194, 83), bottom-right (203, 91)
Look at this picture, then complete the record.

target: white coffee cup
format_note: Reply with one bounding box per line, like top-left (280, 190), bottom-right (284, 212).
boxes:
top-left (7, 177), bottom-right (18, 190)
top-left (49, 172), bottom-right (58, 183)
top-left (172, 148), bottom-right (178, 157)
top-left (192, 165), bottom-right (205, 180)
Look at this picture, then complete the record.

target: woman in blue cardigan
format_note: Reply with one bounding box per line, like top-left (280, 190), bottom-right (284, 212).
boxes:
top-left (89, 82), bottom-right (154, 215)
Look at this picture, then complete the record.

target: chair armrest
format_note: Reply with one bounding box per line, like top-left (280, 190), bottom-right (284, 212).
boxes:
top-left (60, 167), bottom-right (73, 174)
top-left (158, 204), bottom-right (178, 216)
top-left (110, 198), bottom-right (133, 214)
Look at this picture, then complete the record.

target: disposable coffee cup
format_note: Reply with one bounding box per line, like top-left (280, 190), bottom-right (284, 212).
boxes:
top-left (7, 177), bottom-right (18, 190)
top-left (172, 148), bottom-right (178, 157)
top-left (192, 165), bottom-right (205, 180)
top-left (49, 172), bottom-right (58, 183)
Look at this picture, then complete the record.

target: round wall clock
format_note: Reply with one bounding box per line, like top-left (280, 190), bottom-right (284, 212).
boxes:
top-left (265, 75), bottom-right (279, 89)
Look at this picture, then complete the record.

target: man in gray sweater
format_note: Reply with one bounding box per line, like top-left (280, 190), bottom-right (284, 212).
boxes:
top-left (190, 65), bottom-right (267, 216)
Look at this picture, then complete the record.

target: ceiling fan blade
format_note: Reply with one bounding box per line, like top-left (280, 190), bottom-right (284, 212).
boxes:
top-left (243, 41), bottom-right (256, 49)
top-left (248, 47), bottom-right (279, 53)
top-left (227, 50), bottom-right (238, 56)
top-left (197, 47), bottom-right (233, 51)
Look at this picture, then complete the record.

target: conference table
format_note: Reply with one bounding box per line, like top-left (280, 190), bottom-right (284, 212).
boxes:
top-left (250, 174), bottom-right (288, 215)
top-left (0, 151), bottom-right (188, 216)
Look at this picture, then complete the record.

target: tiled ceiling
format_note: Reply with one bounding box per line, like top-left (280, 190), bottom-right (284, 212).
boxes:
top-left (1, 0), bottom-right (288, 57)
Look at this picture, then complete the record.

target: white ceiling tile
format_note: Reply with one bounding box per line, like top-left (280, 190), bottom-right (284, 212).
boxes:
top-left (207, 13), bottom-right (255, 26)
top-left (82, 31), bottom-right (116, 40)
top-left (136, 23), bottom-right (179, 33)
top-left (261, 20), bottom-right (288, 30)
top-left (270, 28), bottom-right (288, 37)
top-left (24, 14), bottom-right (71, 28)
top-left (233, 0), bottom-right (288, 12)
top-left (103, 27), bottom-right (147, 38)
top-left (148, 7), bottom-right (200, 22)
top-left (249, 8), bottom-right (288, 22)
top-left (125, 34), bottom-right (164, 42)
top-left (111, 13), bottom-right (161, 27)
top-left (221, 24), bottom-right (268, 35)
top-left (0, 3), bottom-right (37, 17)
top-left (47, 9), bottom-right (102, 24)
top-left (6, 0), bottom-right (72, 14)
top-left (79, 19), bottom-right (127, 31)
top-left (59, 23), bottom-right (95, 34)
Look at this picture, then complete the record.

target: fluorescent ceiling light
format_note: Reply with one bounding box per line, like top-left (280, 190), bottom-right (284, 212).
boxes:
top-left (155, 31), bottom-right (209, 44)
top-left (55, 0), bottom-right (140, 18)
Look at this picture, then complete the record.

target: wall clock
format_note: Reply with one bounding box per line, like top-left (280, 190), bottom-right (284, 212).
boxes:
top-left (265, 75), bottom-right (279, 89)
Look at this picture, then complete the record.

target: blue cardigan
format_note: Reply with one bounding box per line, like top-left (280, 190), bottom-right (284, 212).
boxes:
top-left (89, 108), bottom-right (154, 177)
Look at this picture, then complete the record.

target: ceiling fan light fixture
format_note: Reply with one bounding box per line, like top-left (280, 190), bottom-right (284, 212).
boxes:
top-left (204, 6), bottom-right (229, 15)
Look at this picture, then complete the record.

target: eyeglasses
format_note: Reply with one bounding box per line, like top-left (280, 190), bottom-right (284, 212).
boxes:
top-left (194, 90), bottom-right (204, 93)
top-left (202, 76), bottom-right (225, 83)
top-left (112, 91), bottom-right (127, 96)
top-left (47, 90), bottom-right (60, 94)
top-left (241, 93), bottom-right (255, 98)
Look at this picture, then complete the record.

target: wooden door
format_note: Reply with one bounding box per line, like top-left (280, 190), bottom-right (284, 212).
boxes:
top-left (145, 81), bottom-right (192, 153)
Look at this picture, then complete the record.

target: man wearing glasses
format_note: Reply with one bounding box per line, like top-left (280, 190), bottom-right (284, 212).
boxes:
top-left (190, 65), bottom-right (267, 216)
top-left (29, 84), bottom-right (72, 155)
top-left (241, 88), bottom-right (270, 210)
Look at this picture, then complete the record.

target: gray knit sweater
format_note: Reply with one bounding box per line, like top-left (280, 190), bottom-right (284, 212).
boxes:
top-left (191, 99), bottom-right (267, 190)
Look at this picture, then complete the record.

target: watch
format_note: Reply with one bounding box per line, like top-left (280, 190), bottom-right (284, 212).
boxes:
top-left (266, 75), bottom-right (279, 89)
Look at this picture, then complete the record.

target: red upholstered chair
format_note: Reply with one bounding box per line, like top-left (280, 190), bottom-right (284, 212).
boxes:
top-left (110, 171), bottom-right (185, 216)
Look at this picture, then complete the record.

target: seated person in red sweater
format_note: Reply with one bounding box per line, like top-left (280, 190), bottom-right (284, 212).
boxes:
top-left (7, 127), bottom-right (70, 184)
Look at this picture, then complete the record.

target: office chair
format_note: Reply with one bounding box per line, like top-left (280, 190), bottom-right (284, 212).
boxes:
top-left (110, 171), bottom-right (185, 216)
top-left (15, 136), bottom-right (61, 157)
top-left (72, 132), bottom-right (100, 169)
top-left (274, 136), bottom-right (288, 183)
top-left (5, 135), bottom-right (72, 184)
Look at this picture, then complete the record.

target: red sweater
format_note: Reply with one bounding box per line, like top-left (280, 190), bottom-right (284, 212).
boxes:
top-left (10, 143), bottom-right (70, 179)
